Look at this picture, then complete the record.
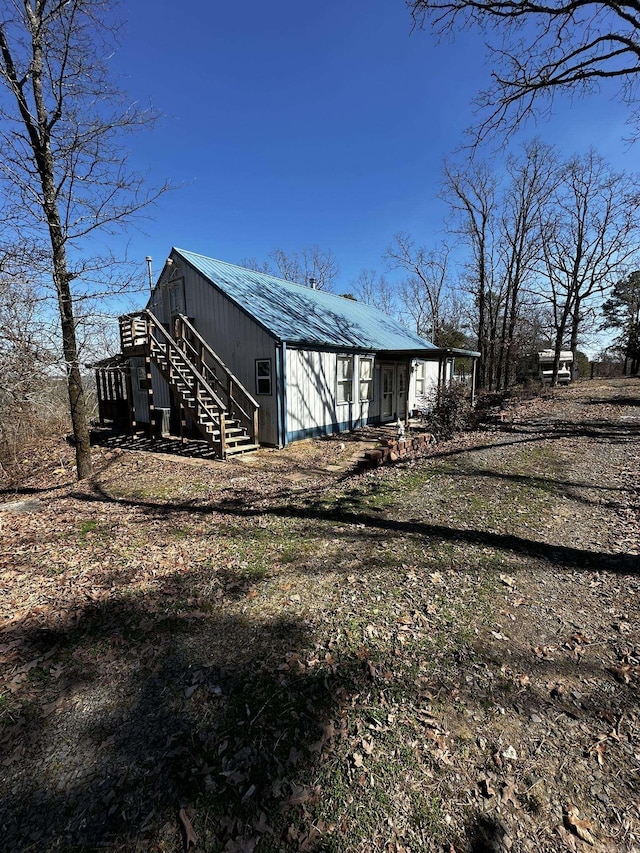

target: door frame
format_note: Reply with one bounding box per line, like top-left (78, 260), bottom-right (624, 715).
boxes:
top-left (379, 361), bottom-right (409, 423)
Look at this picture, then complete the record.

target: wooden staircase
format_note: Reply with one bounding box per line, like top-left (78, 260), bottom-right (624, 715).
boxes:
top-left (119, 311), bottom-right (260, 459)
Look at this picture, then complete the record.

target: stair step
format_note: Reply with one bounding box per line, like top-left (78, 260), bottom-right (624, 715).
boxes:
top-left (225, 443), bottom-right (259, 456)
top-left (147, 320), bottom-right (259, 459)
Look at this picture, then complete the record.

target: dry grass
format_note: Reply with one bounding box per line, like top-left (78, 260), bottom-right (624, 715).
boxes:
top-left (0, 378), bottom-right (639, 853)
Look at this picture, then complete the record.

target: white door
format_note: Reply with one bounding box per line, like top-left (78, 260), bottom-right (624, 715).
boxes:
top-left (397, 367), bottom-right (407, 419)
top-left (382, 367), bottom-right (394, 420)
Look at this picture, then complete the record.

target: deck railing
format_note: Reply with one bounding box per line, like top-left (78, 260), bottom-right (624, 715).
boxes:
top-left (121, 310), bottom-right (231, 456)
top-left (119, 314), bottom-right (149, 352)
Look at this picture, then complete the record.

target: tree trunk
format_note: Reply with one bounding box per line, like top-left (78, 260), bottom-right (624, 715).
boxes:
top-left (27, 6), bottom-right (93, 479)
top-left (56, 255), bottom-right (93, 479)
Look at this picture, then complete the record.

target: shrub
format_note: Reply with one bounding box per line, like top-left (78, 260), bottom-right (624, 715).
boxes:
top-left (428, 382), bottom-right (473, 441)
top-left (0, 379), bottom-right (72, 487)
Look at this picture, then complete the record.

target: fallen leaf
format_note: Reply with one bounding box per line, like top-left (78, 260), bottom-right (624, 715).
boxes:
top-left (478, 776), bottom-right (496, 798)
top-left (589, 740), bottom-right (606, 766)
top-left (491, 630), bottom-right (509, 641)
top-left (534, 644), bottom-right (557, 659)
top-left (499, 574), bottom-right (516, 587)
top-left (501, 779), bottom-right (519, 807)
top-left (179, 807), bottom-right (198, 849)
top-left (609, 664), bottom-right (632, 684)
top-left (563, 804), bottom-right (596, 846)
top-left (288, 784), bottom-right (320, 806)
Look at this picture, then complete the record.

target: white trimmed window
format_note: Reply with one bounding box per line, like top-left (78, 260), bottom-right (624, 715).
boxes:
top-left (398, 368), bottom-right (407, 396)
top-left (359, 357), bottom-right (374, 402)
top-left (336, 356), bottom-right (353, 404)
top-left (414, 361), bottom-right (427, 397)
top-left (255, 359), bottom-right (272, 395)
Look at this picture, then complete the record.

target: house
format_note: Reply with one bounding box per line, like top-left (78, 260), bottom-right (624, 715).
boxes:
top-left (93, 248), bottom-right (479, 458)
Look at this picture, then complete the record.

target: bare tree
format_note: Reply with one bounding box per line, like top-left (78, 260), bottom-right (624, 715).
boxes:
top-left (538, 150), bottom-right (639, 383)
top-left (0, 1), bottom-right (164, 479)
top-left (385, 233), bottom-right (460, 344)
top-left (241, 247), bottom-right (340, 291)
top-left (239, 257), bottom-right (272, 274)
top-left (409, 0), bottom-right (640, 139)
top-left (350, 268), bottom-right (397, 317)
top-left (442, 162), bottom-right (498, 386)
top-left (269, 246), bottom-right (340, 291)
top-left (495, 139), bottom-right (558, 388)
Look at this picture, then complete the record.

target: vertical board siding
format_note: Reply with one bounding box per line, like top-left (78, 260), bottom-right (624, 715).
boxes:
top-left (409, 360), bottom-right (441, 411)
top-left (130, 356), bottom-right (149, 423)
top-left (286, 349), bottom-right (340, 435)
top-left (286, 350), bottom-right (379, 436)
top-left (177, 260), bottom-right (279, 445)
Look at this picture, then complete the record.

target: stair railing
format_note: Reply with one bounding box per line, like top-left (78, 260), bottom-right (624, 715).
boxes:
top-left (144, 311), bottom-right (229, 457)
top-left (174, 314), bottom-right (260, 447)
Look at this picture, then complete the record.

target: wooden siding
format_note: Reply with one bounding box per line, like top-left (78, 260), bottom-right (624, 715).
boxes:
top-left (409, 359), bottom-right (445, 411)
top-left (286, 349), bottom-right (340, 437)
top-left (161, 255), bottom-right (280, 445)
top-left (286, 350), bottom-right (383, 438)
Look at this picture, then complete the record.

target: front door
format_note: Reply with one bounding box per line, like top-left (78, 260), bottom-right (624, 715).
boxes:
top-left (382, 367), bottom-right (394, 420)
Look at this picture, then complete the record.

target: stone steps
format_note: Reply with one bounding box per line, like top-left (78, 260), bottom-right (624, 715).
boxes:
top-left (356, 431), bottom-right (433, 469)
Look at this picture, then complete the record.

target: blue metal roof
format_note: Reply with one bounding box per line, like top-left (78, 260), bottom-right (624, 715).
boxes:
top-left (174, 248), bottom-right (437, 352)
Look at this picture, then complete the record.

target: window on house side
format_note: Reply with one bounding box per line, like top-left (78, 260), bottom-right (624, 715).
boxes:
top-left (256, 359), bottom-right (272, 395)
top-left (359, 357), bottom-right (374, 401)
top-left (336, 356), bottom-right (353, 404)
top-left (137, 366), bottom-right (148, 391)
top-left (415, 362), bottom-right (426, 397)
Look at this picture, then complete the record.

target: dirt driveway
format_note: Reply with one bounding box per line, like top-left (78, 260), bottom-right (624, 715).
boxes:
top-left (0, 378), bottom-right (638, 852)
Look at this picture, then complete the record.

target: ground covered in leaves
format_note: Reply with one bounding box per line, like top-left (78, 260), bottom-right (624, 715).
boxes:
top-left (1, 377), bottom-right (639, 853)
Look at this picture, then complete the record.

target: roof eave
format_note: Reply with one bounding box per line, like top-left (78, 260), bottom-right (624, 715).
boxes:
top-left (378, 347), bottom-right (480, 360)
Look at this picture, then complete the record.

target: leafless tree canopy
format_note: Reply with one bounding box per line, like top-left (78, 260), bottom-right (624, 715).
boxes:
top-left (408, 0), bottom-right (640, 138)
top-left (438, 142), bottom-right (639, 387)
top-left (350, 268), bottom-right (397, 318)
top-left (242, 246), bottom-right (340, 291)
top-left (0, 1), bottom-right (166, 479)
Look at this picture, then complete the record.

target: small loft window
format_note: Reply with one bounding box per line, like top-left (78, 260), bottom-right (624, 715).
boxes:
top-left (256, 359), bottom-right (272, 395)
top-left (336, 356), bottom-right (353, 404)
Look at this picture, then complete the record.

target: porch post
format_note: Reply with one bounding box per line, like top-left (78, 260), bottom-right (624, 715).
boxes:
top-left (124, 366), bottom-right (136, 435)
top-left (471, 359), bottom-right (477, 407)
top-left (95, 370), bottom-right (104, 425)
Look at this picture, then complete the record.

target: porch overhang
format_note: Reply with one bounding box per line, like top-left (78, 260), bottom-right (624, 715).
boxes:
top-left (376, 347), bottom-right (480, 361)
top-left (87, 354), bottom-right (130, 371)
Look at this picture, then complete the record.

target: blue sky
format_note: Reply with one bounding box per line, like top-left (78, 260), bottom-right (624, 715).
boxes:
top-left (105, 0), bottom-right (634, 304)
